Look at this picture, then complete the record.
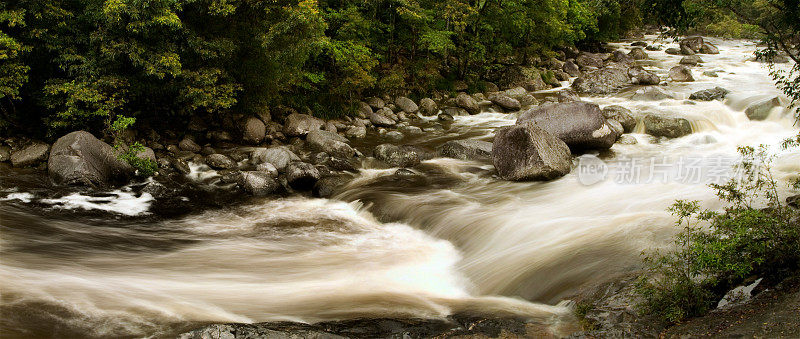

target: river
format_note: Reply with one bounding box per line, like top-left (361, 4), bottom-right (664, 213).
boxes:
top-left (1, 36), bottom-right (798, 338)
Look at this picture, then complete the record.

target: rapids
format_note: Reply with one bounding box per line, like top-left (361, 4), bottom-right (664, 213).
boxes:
top-left (1, 36), bottom-right (798, 338)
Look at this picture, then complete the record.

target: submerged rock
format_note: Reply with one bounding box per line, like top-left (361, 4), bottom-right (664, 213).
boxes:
top-left (492, 122), bottom-right (572, 181)
top-left (517, 101), bottom-right (620, 149)
top-left (373, 144), bottom-right (421, 168)
top-left (438, 139), bottom-right (493, 161)
top-left (48, 131), bottom-right (131, 186)
top-left (643, 114), bottom-right (692, 138)
top-left (689, 87), bottom-right (730, 101)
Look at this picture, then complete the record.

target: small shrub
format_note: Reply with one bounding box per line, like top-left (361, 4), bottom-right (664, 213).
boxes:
top-left (108, 115), bottom-right (157, 177)
top-left (637, 144), bottom-right (800, 323)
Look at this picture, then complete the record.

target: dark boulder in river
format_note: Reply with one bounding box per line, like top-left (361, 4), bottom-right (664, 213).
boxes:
top-left (517, 101), bottom-right (620, 149)
top-left (689, 87), bottom-right (730, 101)
top-left (438, 139), bottom-right (493, 161)
top-left (492, 122), bottom-right (572, 181)
top-left (643, 113), bottom-right (693, 138)
top-left (48, 131), bottom-right (132, 187)
top-left (285, 162), bottom-right (321, 190)
top-left (571, 66), bottom-right (630, 94)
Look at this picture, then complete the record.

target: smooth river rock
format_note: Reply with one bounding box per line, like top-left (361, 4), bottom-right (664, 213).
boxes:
top-left (48, 131), bottom-right (132, 186)
top-left (492, 122), bottom-right (572, 181)
top-left (643, 114), bottom-right (693, 138)
top-left (517, 101), bottom-right (620, 149)
top-left (438, 139), bottom-right (493, 161)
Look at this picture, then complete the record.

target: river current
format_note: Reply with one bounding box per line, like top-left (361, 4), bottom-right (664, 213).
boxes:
top-left (1, 36), bottom-right (798, 338)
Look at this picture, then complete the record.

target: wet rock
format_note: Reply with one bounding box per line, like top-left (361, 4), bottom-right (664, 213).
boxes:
top-left (11, 142), bottom-right (50, 168)
top-left (703, 71), bottom-right (719, 77)
top-left (456, 92), bottom-right (480, 115)
top-left (251, 146), bottom-right (300, 171)
top-left (680, 36), bottom-right (704, 54)
top-left (313, 175), bottom-right (350, 198)
top-left (629, 47), bottom-right (648, 60)
top-left (369, 111), bottom-right (396, 127)
top-left (255, 162), bottom-right (278, 177)
top-left (576, 53), bottom-right (604, 69)
top-left (438, 113), bottom-right (454, 122)
top-left (631, 41), bottom-right (648, 47)
top-left (0, 146), bottom-right (10, 162)
top-left (172, 158), bottom-right (191, 174)
top-left (179, 138), bottom-right (201, 152)
top-left (628, 66), bottom-right (660, 85)
top-left (602, 105), bottom-right (636, 133)
top-left (557, 89), bottom-right (581, 103)
top-left (665, 47), bottom-right (681, 55)
top-left (373, 144), bottom-right (421, 168)
top-left (48, 131), bottom-right (131, 186)
top-left (419, 98), bottom-right (438, 116)
top-left (307, 130), bottom-right (355, 158)
top-left (572, 67), bottom-right (631, 94)
top-left (345, 125), bottom-right (367, 139)
top-left (365, 97), bottom-right (385, 110)
top-left (205, 154), bottom-right (236, 170)
top-left (680, 55), bottom-right (703, 66)
top-left (489, 94), bottom-right (521, 111)
top-left (241, 116), bottom-right (266, 144)
top-left (385, 131), bottom-right (404, 142)
top-left (745, 96), bottom-right (782, 121)
top-left (563, 60), bottom-right (581, 77)
top-left (395, 96), bottom-right (418, 113)
top-left (612, 50), bottom-right (632, 64)
top-left (689, 87), bottom-right (730, 101)
top-left (492, 122), bottom-right (572, 181)
top-left (645, 45), bottom-right (662, 51)
top-left (643, 114), bottom-right (693, 138)
top-left (442, 107), bottom-right (469, 116)
top-left (283, 113), bottom-right (324, 137)
top-left (239, 171), bottom-right (279, 196)
top-left (632, 86), bottom-right (676, 101)
top-left (357, 101), bottom-right (373, 118)
top-left (438, 139), bottom-right (493, 161)
top-left (285, 162), bottom-right (320, 190)
top-left (617, 134), bottom-right (638, 145)
top-left (700, 43), bottom-right (719, 54)
top-left (518, 101), bottom-right (620, 149)
top-left (680, 44), bottom-right (696, 55)
top-left (669, 65), bottom-right (695, 82)
top-left (393, 168), bottom-right (418, 180)
top-left (328, 156), bottom-right (359, 172)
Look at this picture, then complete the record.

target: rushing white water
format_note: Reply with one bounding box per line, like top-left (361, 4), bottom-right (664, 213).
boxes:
top-left (0, 36), bottom-right (798, 338)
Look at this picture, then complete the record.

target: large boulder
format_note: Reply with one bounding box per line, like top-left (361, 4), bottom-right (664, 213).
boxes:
top-left (689, 87), bottom-right (730, 101)
top-left (456, 93), bottom-right (480, 114)
top-left (518, 101), bottom-right (620, 149)
top-left (239, 171), bottom-right (279, 196)
top-left (365, 97), bottom-right (385, 110)
top-left (572, 67), bottom-right (631, 94)
top-left (419, 98), bottom-right (438, 116)
top-left (602, 105), bottom-right (636, 133)
top-left (205, 154), bottom-right (236, 170)
top-left (283, 113), bottom-right (323, 137)
top-left (345, 125), bottom-right (367, 139)
top-left (611, 50), bottom-right (632, 64)
top-left (47, 131), bottom-right (132, 186)
top-left (250, 146), bottom-right (300, 171)
top-left (643, 114), bottom-right (692, 138)
top-left (665, 47), bottom-right (681, 55)
top-left (306, 130), bottom-right (355, 158)
top-left (492, 122), bottom-right (572, 181)
top-left (438, 139), bottom-right (493, 161)
top-left (241, 116), bottom-right (266, 144)
top-left (179, 138), bottom-right (201, 152)
top-left (745, 97), bottom-right (782, 121)
top-left (395, 96), bottom-right (419, 113)
top-left (488, 94), bottom-right (521, 111)
top-left (669, 65), bottom-right (695, 82)
top-left (680, 37), bottom-right (704, 54)
top-left (285, 162), bottom-right (320, 190)
top-left (11, 142), bottom-right (50, 167)
top-left (373, 144), bottom-right (421, 168)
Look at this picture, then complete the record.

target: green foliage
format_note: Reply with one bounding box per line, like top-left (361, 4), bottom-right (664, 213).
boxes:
top-left (108, 115), bottom-right (157, 177)
top-left (637, 145), bottom-right (800, 324)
